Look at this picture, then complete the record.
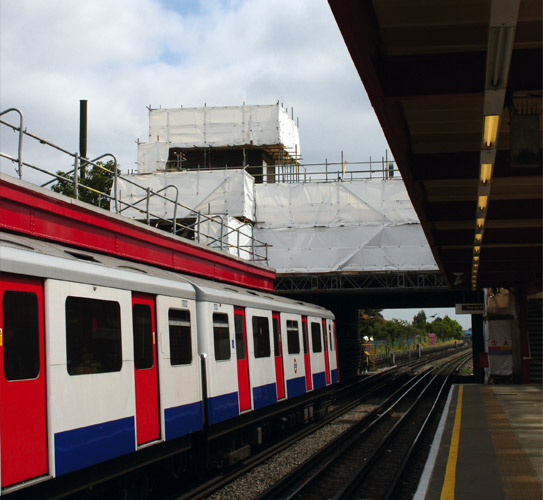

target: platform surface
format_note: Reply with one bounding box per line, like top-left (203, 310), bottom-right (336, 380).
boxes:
top-left (416, 384), bottom-right (542, 500)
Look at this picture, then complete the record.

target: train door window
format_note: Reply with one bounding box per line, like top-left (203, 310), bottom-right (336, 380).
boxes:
top-left (234, 313), bottom-right (246, 360)
top-left (132, 304), bottom-right (153, 369)
top-left (328, 324), bottom-right (334, 351)
top-left (302, 320), bottom-right (308, 354)
top-left (169, 309), bottom-right (192, 365)
top-left (3, 291), bottom-right (40, 381)
top-left (286, 320), bottom-right (300, 354)
top-left (311, 322), bottom-right (322, 353)
top-left (252, 316), bottom-right (270, 358)
top-left (213, 313), bottom-right (231, 361)
top-left (272, 316), bottom-right (280, 356)
top-left (66, 297), bottom-right (122, 375)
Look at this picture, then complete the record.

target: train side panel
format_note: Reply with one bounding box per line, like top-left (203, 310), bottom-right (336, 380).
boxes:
top-left (45, 280), bottom-right (137, 477)
top-left (197, 302), bottom-right (239, 425)
top-left (156, 295), bottom-right (203, 440)
top-left (307, 316), bottom-right (327, 390)
top-left (245, 308), bottom-right (277, 410)
top-left (280, 313), bottom-right (306, 399)
top-left (0, 274), bottom-right (48, 488)
top-left (326, 319), bottom-right (339, 384)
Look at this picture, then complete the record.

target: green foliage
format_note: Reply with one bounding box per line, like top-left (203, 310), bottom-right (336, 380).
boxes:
top-left (359, 308), bottom-right (464, 350)
top-left (412, 310), bottom-right (427, 330)
top-left (429, 315), bottom-right (463, 341)
top-left (51, 160), bottom-right (119, 210)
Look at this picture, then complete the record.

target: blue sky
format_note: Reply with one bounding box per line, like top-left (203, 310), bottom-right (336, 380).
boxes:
top-left (1, 0), bottom-right (386, 178)
top-left (0, 1), bottom-right (472, 328)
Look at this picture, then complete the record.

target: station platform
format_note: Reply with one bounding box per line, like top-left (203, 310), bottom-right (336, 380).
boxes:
top-left (415, 384), bottom-right (542, 500)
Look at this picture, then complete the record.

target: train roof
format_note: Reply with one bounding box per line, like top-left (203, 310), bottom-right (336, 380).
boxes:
top-left (185, 274), bottom-right (334, 319)
top-left (0, 232), bottom-right (195, 299)
top-left (0, 232), bottom-right (334, 319)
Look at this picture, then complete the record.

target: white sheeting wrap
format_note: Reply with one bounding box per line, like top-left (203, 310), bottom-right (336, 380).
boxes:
top-left (199, 216), bottom-right (254, 260)
top-left (253, 180), bottom-right (437, 273)
top-left (115, 169), bottom-right (255, 221)
top-left (137, 142), bottom-right (169, 172)
top-left (145, 104), bottom-right (300, 155)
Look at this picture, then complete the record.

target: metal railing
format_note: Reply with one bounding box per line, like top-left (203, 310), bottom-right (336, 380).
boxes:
top-left (0, 108), bottom-right (269, 263)
top-left (163, 154), bottom-right (400, 183)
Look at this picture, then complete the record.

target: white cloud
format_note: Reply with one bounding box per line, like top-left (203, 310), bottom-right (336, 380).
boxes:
top-left (0, 0), bottom-right (389, 183)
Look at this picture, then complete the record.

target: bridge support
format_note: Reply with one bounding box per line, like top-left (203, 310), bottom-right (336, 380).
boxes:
top-left (328, 301), bottom-right (361, 380)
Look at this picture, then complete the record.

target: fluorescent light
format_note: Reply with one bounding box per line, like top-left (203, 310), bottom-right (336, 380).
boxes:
top-left (474, 245), bottom-right (481, 254)
top-left (474, 255), bottom-right (480, 263)
top-left (480, 163), bottom-right (493, 184)
top-left (475, 234), bottom-right (483, 243)
top-left (483, 115), bottom-right (500, 148)
top-left (478, 195), bottom-right (488, 211)
top-left (477, 218), bottom-right (485, 229)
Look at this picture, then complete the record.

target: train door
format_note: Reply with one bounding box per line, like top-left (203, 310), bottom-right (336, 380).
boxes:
top-left (334, 321), bottom-right (340, 382)
top-left (0, 275), bottom-right (47, 487)
top-left (301, 316), bottom-right (312, 390)
top-left (322, 319), bottom-right (331, 385)
top-left (132, 293), bottom-right (160, 445)
top-left (234, 307), bottom-right (251, 411)
top-left (272, 312), bottom-right (285, 400)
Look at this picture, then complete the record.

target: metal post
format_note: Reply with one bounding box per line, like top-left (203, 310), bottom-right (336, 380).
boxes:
top-left (79, 100), bottom-right (88, 181)
top-left (74, 153), bottom-right (79, 200)
top-left (219, 217), bottom-right (224, 251)
top-left (0, 108), bottom-right (24, 178)
top-left (146, 187), bottom-right (151, 225)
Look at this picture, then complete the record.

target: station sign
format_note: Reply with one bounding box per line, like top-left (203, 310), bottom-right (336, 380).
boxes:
top-left (455, 303), bottom-right (484, 314)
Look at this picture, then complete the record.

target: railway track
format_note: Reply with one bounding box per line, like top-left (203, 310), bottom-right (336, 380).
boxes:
top-left (253, 351), bottom-right (471, 500)
top-left (175, 347), bottom-right (469, 500)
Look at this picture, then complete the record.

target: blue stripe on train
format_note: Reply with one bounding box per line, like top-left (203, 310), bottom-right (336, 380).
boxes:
top-left (253, 382), bottom-right (277, 410)
top-left (312, 371), bottom-right (326, 390)
top-left (54, 416), bottom-right (135, 476)
top-left (165, 401), bottom-right (204, 440)
top-left (286, 376), bottom-right (306, 398)
top-left (208, 391), bottom-right (239, 425)
top-left (331, 369), bottom-right (338, 384)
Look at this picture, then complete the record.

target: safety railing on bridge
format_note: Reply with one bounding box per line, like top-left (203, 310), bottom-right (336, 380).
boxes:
top-left (248, 154), bottom-right (400, 183)
top-left (163, 154), bottom-right (400, 184)
top-left (0, 108), bottom-right (269, 263)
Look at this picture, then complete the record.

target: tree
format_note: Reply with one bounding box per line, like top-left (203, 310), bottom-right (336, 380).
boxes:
top-left (51, 160), bottom-right (119, 210)
top-left (412, 310), bottom-right (427, 331)
top-left (429, 315), bottom-right (463, 341)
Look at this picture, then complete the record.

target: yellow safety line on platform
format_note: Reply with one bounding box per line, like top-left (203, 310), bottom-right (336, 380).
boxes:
top-left (440, 385), bottom-right (463, 500)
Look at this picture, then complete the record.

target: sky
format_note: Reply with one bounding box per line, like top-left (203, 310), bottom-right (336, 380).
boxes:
top-left (0, 0), bottom-right (389, 180)
top-left (0, 0), bottom-right (471, 329)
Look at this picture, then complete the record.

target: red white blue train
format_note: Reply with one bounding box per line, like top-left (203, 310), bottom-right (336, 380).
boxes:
top-left (0, 231), bottom-right (338, 495)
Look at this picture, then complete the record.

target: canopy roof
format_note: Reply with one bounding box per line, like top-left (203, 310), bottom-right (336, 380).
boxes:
top-left (329, 0), bottom-right (542, 293)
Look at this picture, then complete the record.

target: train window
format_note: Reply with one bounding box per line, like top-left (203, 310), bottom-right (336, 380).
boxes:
top-left (302, 321), bottom-right (308, 354)
top-left (3, 291), bottom-right (40, 381)
top-left (169, 309), bottom-right (192, 365)
top-left (133, 304), bottom-right (153, 370)
top-left (286, 320), bottom-right (300, 354)
top-left (328, 324), bottom-right (334, 351)
top-left (66, 297), bottom-right (122, 375)
top-left (213, 313), bottom-right (231, 361)
top-left (234, 313), bottom-right (246, 360)
top-left (252, 316), bottom-right (270, 358)
top-left (311, 322), bottom-right (322, 353)
top-left (272, 316), bottom-right (280, 356)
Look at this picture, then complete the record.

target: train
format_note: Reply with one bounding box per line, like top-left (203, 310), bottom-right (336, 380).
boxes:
top-left (0, 231), bottom-right (339, 495)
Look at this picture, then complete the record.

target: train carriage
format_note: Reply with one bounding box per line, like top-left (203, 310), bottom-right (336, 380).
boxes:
top-left (0, 231), bottom-right (338, 495)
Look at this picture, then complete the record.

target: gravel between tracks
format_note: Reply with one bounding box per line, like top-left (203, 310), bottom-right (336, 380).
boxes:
top-left (206, 405), bottom-right (377, 500)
